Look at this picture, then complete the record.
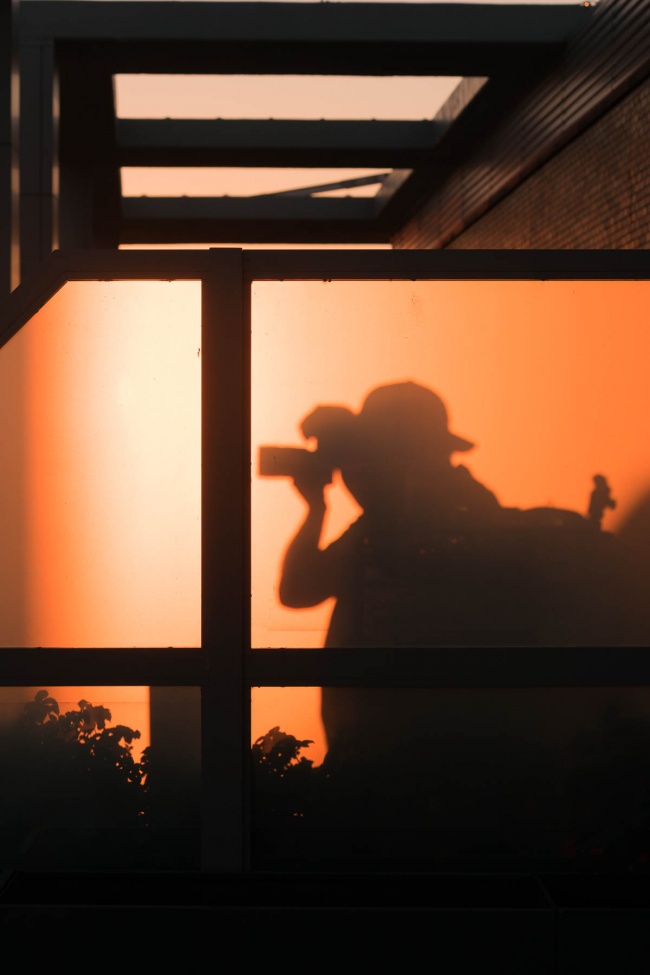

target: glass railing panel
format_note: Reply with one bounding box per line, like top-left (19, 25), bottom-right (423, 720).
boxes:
top-left (252, 279), bottom-right (650, 650)
top-left (0, 280), bottom-right (201, 648)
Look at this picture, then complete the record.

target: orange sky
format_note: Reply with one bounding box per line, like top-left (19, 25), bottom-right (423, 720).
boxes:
top-left (116, 72), bottom-right (463, 201)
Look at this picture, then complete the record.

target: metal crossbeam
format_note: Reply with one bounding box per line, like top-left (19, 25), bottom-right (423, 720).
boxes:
top-left (22, 2), bottom-right (592, 45)
top-left (123, 195), bottom-right (379, 221)
top-left (19, 0), bottom-right (596, 250)
top-left (120, 195), bottom-right (389, 243)
top-left (117, 119), bottom-right (449, 169)
top-left (21, 2), bottom-right (593, 76)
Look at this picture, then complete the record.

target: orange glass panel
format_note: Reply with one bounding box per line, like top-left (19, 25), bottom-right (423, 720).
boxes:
top-left (252, 279), bottom-right (650, 651)
top-left (252, 686), bottom-right (326, 767)
top-left (0, 281), bottom-right (201, 648)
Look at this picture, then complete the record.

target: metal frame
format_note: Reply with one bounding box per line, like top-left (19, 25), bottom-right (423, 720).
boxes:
top-left (14, 1), bottom-right (596, 266)
top-left (1, 246), bottom-right (650, 872)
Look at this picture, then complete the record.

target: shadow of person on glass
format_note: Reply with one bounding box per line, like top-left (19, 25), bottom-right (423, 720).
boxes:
top-left (279, 381), bottom-right (502, 646)
top-left (279, 382), bottom-right (505, 823)
top-left (275, 381), bottom-right (650, 837)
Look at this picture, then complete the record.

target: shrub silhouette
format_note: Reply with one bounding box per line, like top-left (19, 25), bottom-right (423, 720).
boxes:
top-left (250, 726), bottom-right (319, 826)
top-left (0, 690), bottom-right (150, 829)
top-left (249, 715), bottom-right (650, 872)
top-left (8, 692), bottom-right (650, 872)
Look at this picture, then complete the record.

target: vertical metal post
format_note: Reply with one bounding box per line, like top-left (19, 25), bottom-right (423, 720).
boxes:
top-left (58, 53), bottom-right (120, 250)
top-left (200, 249), bottom-right (250, 871)
top-left (19, 35), bottom-right (57, 281)
top-left (0, 0), bottom-right (19, 295)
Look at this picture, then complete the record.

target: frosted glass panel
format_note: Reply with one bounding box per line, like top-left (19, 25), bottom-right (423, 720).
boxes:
top-left (252, 280), bottom-right (650, 649)
top-left (0, 281), bottom-right (201, 647)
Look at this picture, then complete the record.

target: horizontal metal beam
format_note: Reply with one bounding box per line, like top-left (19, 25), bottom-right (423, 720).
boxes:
top-left (0, 648), bottom-right (207, 686)
top-left (121, 223), bottom-right (391, 247)
top-left (247, 647), bottom-right (650, 688)
top-left (118, 231), bottom-right (391, 244)
top-left (22, 2), bottom-right (593, 45)
top-left (240, 247), bottom-right (650, 281)
top-left (4, 644), bottom-right (650, 690)
top-left (21, 2), bottom-right (594, 77)
top-left (120, 194), bottom-right (388, 244)
top-left (117, 119), bottom-right (449, 169)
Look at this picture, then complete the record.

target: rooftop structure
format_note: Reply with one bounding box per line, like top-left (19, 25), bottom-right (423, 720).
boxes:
top-left (5, 0), bottom-right (633, 292)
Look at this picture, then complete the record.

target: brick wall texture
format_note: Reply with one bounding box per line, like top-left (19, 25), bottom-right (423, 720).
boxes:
top-left (396, 78), bottom-right (650, 250)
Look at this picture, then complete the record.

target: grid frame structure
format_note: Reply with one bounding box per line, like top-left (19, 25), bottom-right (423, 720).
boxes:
top-left (1, 246), bottom-right (650, 871)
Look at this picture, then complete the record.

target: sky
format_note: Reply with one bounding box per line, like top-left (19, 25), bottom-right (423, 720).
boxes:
top-left (117, 73), bottom-right (463, 198)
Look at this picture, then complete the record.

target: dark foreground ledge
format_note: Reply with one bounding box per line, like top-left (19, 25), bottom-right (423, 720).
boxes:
top-left (0, 869), bottom-right (648, 971)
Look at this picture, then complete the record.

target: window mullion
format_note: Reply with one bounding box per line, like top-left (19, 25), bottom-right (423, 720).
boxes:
top-left (200, 249), bottom-right (249, 872)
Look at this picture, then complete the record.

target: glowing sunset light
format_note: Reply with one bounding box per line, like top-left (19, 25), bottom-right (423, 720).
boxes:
top-left (0, 281), bottom-right (201, 754)
top-left (115, 74), bottom-right (463, 122)
top-left (251, 279), bottom-right (650, 761)
top-left (3, 269), bottom-right (649, 772)
top-left (121, 166), bottom-right (390, 199)
top-left (24, 281), bottom-right (201, 649)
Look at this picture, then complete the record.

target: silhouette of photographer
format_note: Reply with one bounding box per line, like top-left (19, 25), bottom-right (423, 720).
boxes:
top-left (260, 380), bottom-right (650, 838)
top-left (261, 382), bottom-right (650, 836)
top-left (275, 382), bottom-right (513, 781)
top-left (279, 381), bottom-right (501, 646)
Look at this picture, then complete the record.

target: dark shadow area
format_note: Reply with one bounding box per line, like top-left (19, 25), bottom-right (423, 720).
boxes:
top-left (0, 691), bottom-right (199, 870)
top-left (251, 704), bottom-right (650, 873)
top-left (256, 381), bottom-right (650, 868)
top-left (0, 690), bottom-right (149, 829)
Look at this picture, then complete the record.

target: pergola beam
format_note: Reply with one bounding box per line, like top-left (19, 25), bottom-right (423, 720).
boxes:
top-left (58, 52), bottom-right (121, 249)
top-left (120, 195), bottom-right (389, 244)
top-left (117, 119), bottom-right (450, 169)
top-left (18, 0), bottom-right (596, 251)
top-left (21, 1), bottom-right (592, 44)
top-left (21, 2), bottom-right (593, 77)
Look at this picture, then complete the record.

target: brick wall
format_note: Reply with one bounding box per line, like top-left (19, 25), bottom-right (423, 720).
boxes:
top-left (395, 78), bottom-right (650, 251)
